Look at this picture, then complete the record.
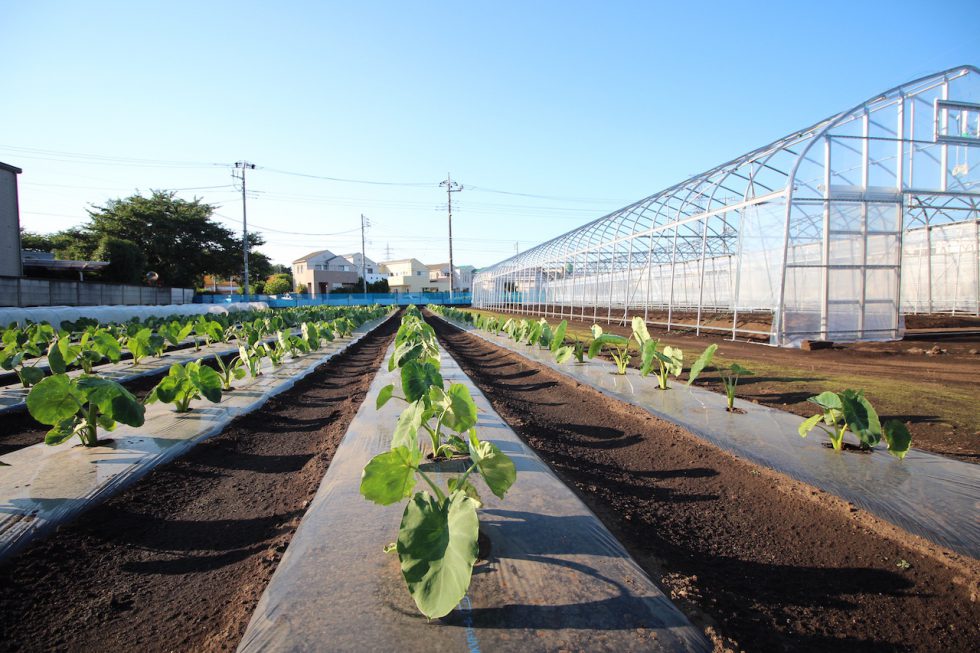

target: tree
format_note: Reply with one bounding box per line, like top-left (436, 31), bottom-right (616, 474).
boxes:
top-left (92, 236), bottom-right (146, 284)
top-left (264, 274), bottom-right (292, 295)
top-left (84, 190), bottom-right (265, 288)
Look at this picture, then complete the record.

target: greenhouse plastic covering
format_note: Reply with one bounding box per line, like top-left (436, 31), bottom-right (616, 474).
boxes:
top-left (238, 344), bottom-right (710, 653)
top-left (0, 313), bottom-right (393, 561)
top-left (0, 302), bottom-right (269, 329)
top-left (471, 66), bottom-right (980, 346)
top-left (435, 315), bottom-right (980, 559)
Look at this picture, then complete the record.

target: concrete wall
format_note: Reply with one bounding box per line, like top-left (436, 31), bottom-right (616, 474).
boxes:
top-left (0, 166), bottom-right (22, 278)
top-left (0, 277), bottom-right (194, 308)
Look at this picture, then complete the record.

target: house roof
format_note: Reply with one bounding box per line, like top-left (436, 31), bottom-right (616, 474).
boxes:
top-left (292, 249), bottom-right (335, 264)
top-left (379, 258), bottom-right (424, 266)
top-left (0, 161), bottom-right (23, 174)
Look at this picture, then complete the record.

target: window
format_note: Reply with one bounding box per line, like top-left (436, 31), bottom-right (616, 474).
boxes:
top-left (416, 271), bottom-right (422, 276)
top-left (367, 267), bottom-right (373, 273)
top-left (935, 100), bottom-right (980, 143)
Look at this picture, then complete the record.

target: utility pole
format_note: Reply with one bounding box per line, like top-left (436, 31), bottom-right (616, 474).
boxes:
top-left (439, 173), bottom-right (462, 302)
top-left (233, 161), bottom-right (256, 299)
top-left (360, 213), bottom-right (369, 296)
top-left (385, 242), bottom-right (392, 260)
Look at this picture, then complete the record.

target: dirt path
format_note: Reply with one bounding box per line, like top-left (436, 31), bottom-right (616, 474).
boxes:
top-left (427, 313), bottom-right (980, 653)
top-left (0, 314), bottom-right (399, 653)
top-left (469, 308), bottom-right (980, 463)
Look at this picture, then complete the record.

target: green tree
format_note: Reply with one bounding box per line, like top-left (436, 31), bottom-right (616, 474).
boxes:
top-left (264, 274), bottom-right (292, 295)
top-left (92, 236), bottom-right (146, 283)
top-left (85, 191), bottom-right (264, 288)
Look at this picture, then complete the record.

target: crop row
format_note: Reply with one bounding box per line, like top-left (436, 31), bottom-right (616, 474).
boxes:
top-left (428, 305), bottom-right (911, 459)
top-left (0, 305), bottom-right (376, 388)
top-left (10, 305), bottom-right (387, 454)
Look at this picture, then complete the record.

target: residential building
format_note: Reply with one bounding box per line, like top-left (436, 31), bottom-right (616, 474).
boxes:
top-left (379, 258), bottom-right (428, 293)
top-left (426, 263), bottom-right (476, 293)
top-left (342, 253), bottom-right (385, 284)
top-left (292, 249), bottom-right (359, 297)
top-left (0, 161), bottom-right (23, 278)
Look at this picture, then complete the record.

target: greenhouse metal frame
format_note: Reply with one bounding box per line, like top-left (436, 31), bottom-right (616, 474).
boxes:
top-left (472, 65), bottom-right (980, 346)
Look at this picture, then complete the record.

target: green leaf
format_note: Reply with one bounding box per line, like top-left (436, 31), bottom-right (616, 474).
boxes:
top-left (393, 400), bottom-right (426, 450)
top-left (44, 419), bottom-right (77, 446)
top-left (471, 440), bottom-right (516, 499)
top-left (799, 414), bottom-right (823, 438)
top-left (729, 363), bottom-right (753, 376)
top-left (77, 376), bottom-right (145, 427)
top-left (440, 383), bottom-right (478, 433)
top-left (882, 419), bottom-right (912, 459)
top-left (808, 391), bottom-right (842, 411)
top-left (360, 446), bottom-right (420, 505)
top-left (194, 364), bottom-right (223, 403)
top-left (447, 477), bottom-right (482, 508)
top-left (150, 374), bottom-right (179, 404)
top-left (19, 366), bottom-right (46, 386)
top-left (397, 491), bottom-right (479, 619)
top-left (631, 316), bottom-right (651, 344)
top-left (27, 374), bottom-right (83, 426)
top-left (554, 345), bottom-right (574, 364)
top-left (47, 339), bottom-right (67, 374)
top-left (588, 333), bottom-right (628, 359)
top-left (687, 344), bottom-right (717, 385)
top-left (551, 320), bottom-right (567, 352)
top-left (840, 390), bottom-right (881, 447)
top-left (376, 383), bottom-right (395, 409)
top-left (662, 345), bottom-right (683, 376)
top-left (401, 361), bottom-right (444, 403)
top-left (92, 331), bottom-right (122, 362)
top-left (639, 339), bottom-right (659, 376)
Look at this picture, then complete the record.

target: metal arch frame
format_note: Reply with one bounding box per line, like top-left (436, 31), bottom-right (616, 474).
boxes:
top-left (474, 66), bottom-right (980, 344)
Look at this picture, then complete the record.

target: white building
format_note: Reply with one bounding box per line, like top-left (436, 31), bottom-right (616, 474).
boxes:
top-left (342, 253), bottom-right (385, 284)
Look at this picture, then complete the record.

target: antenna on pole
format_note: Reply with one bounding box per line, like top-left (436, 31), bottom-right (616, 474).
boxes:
top-left (233, 161), bottom-right (256, 300)
top-left (439, 173), bottom-right (462, 303)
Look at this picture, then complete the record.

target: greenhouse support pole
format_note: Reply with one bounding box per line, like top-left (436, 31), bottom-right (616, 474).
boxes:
top-left (894, 94), bottom-right (906, 336)
top-left (858, 110), bottom-right (870, 339)
top-left (666, 224), bottom-right (679, 332)
top-left (820, 137), bottom-right (832, 340)
top-left (975, 218), bottom-right (979, 316)
top-left (695, 216), bottom-right (709, 336)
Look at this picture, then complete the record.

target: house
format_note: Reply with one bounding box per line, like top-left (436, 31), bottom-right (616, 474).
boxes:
top-left (292, 249), bottom-right (359, 297)
top-left (426, 262), bottom-right (475, 293)
top-left (0, 161), bottom-right (23, 277)
top-left (341, 253), bottom-right (385, 284)
top-left (378, 258), bottom-right (429, 293)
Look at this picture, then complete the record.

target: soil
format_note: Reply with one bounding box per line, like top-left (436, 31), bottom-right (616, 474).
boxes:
top-left (0, 313), bottom-right (399, 652)
top-left (427, 313), bottom-right (980, 653)
top-left (0, 350), bottom-right (241, 457)
top-left (471, 308), bottom-right (980, 464)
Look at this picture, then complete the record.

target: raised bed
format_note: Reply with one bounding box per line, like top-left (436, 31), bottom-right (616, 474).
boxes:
top-left (431, 313), bottom-right (980, 559)
top-left (238, 340), bottom-right (709, 652)
top-left (0, 311), bottom-right (396, 561)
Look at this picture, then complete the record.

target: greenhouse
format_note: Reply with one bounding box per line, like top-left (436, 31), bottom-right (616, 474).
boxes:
top-left (472, 65), bottom-right (980, 346)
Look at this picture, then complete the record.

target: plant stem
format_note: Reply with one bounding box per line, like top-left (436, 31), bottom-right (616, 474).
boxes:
top-left (417, 469), bottom-right (446, 502)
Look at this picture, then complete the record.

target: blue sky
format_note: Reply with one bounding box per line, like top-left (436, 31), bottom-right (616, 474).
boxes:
top-left (2, 1), bottom-right (977, 269)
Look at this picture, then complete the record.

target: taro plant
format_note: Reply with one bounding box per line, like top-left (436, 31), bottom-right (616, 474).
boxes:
top-left (126, 327), bottom-right (165, 366)
top-left (587, 325), bottom-right (631, 374)
top-left (213, 353), bottom-right (246, 391)
top-left (158, 320), bottom-right (194, 348)
top-left (361, 308), bottom-right (516, 619)
top-left (238, 345), bottom-right (265, 378)
top-left (26, 373), bottom-right (145, 446)
top-left (718, 363), bottom-right (753, 411)
top-left (146, 361), bottom-right (223, 413)
top-left (0, 323), bottom-right (57, 387)
top-left (639, 340), bottom-right (683, 390)
top-left (550, 320), bottom-right (577, 364)
top-left (798, 389), bottom-right (912, 459)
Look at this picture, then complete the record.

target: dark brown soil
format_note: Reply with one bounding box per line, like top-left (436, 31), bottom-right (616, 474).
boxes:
top-left (474, 308), bottom-right (980, 464)
top-left (0, 314), bottom-right (399, 652)
top-left (0, 351), bottom-right (241, 456)
top-left (427, 313), bottom-right (980, 653)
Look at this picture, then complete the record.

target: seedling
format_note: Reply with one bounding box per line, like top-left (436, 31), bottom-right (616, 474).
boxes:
top-left (146, 361), bottom-right (223, 413)
top-left (588, 325), bottom-right (631, 374)
top-left (799, 389), bottom-right (912, 458)
top-left (26, 373), bottom-right (145, 446)
top-left (213, 354), bottom-right (246, 390)
top-left (362, 307), bottom-right (516, 619)
top-left (126, 328), bottom-right (165, 366)
top-left (718, 363), bottom-right (753, 411)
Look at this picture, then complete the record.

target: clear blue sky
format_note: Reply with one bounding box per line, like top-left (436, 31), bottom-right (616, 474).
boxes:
top-left (2, 1), bottom-right (977, 270)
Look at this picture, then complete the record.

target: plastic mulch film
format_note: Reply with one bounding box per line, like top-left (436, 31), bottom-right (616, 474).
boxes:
top-left (0, 302), bottom-right (269, 329)
top-left (237, 344), bottom-right (710, 653)
top-left (1, 331), bottom-right (279, 414)
top-left (0, 313), bottom-right (394, 561)
top-left (437, 316), bottom-right (980, 559)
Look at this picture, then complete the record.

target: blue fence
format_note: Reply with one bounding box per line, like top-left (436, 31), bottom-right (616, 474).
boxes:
top-left (194, 292), bottom-right (472, 308)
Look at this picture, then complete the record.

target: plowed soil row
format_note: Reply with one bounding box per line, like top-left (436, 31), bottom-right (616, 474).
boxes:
top-left (427, 313), bottom-right (980, 653)
top-left (0, 313), bottom-right (399, 652)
